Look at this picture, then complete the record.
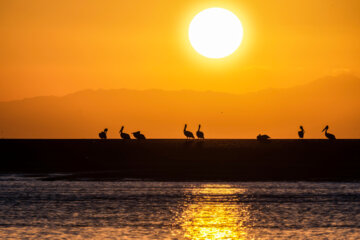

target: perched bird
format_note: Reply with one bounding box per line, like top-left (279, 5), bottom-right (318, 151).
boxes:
top-left (183, 124), bottom-right (194, 139)
top-left (119, 126), bottom-right (131, 139)
top-left (196, 124), bottom-right (204, 139)
top-left (298, 126), bottom-right (305, 139)
top-left (99, 128), bottom-right (108, 139)
top-left (257, 134), bottom-right (270, 142)
top-left (322, 125), bottom-right (336, 140)
top-left (132, 131), bottom-right (146, 140)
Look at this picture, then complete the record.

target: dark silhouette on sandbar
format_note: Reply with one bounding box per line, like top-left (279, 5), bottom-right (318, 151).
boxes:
top-left (257, 134), bottom-right (271, 142)
top-left (298, 126), bottom-right (305, 139)
top-left (183, 124), bottom-right (194, 139)
top-left (322, 125), bottom-right (336, 140)
top-left (119, 126), bottom-right (131, 139)
top-left (196, 124), bottom-right (204, 139)
top-left (132, 131), bottom-right (146, 140)
top-left (99, 128), bottom-right (108, 139)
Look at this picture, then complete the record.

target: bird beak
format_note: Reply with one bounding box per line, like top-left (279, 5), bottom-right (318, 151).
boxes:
top-left (322, 128), bottom-right (326, 132)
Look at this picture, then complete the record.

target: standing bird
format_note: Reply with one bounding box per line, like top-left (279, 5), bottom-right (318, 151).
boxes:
top-left (322, 125), bottom-right (336, 140)
top-left (298, 126), bottom-right (305, 139)
top-left (183, 124), bottom-right (194, 139)
top-left (99, 128), bottom-right (108, 139)
top-left (119, 126), bottom-right (131, 139)
top-left (196, 124), bottom-right (204, 139)
top-left (132, 131), bottom-right (146, 140)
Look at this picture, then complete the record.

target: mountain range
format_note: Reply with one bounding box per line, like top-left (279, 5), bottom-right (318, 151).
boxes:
top-left (0, 74), bottom-right (359, 138)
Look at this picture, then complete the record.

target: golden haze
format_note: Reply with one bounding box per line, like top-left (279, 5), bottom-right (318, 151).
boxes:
top-left (1, 0), bottom-right (360, 100)
top-left (0, 0), bottom-right (359, 138)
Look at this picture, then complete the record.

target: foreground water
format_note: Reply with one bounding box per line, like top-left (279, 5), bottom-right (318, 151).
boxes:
top-left (0, 176), bottom-right (359, 239)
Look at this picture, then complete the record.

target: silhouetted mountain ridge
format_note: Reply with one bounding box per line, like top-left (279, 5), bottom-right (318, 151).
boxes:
top-left (0, 74), bottom-right (359, 138)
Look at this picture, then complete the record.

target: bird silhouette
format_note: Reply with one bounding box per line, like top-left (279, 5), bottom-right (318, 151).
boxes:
top-left (119, 126), bottom-right (131, 139)
top-left (183, 124), bottom-right (194, 139)
top-left (99, 128), bottom-right (108, 139)
top-left (298, 126), bottom-right (305, 139)
top-left (257, 134), bottom-right (270, 142)
top-left (132, 131), bottom-right (146, 140)
top-left (322, 125), bottom-right (336, 140)
top-left (196, 124), bottom-right (204, 139)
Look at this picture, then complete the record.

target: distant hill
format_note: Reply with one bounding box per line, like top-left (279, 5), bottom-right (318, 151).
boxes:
top-left (0, 74), bottom-right (359, 138)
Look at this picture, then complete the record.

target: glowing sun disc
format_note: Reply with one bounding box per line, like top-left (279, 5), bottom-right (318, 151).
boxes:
top-left (189, 8), bottom-right (243, 59)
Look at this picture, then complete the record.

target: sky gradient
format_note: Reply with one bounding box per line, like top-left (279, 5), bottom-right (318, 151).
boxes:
top-left (0, 0), bottom-right (359, 101)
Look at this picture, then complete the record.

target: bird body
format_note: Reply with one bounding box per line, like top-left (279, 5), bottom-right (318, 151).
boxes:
top-left (196, 124), bottom-right (204, 139)
top-left (322, 125), bottom-right (336, 140)
top-left (257, 134), bottom-right (270, 142)
top-left (120, 126), bottom-right (131, 139)
top-left (298, 126), bottom-right (305, 139)
top-left (183, 124), bottom-right (194, 139)
top-left (132, 131), bottom-right (146, 140)
top-left (99, 128), bottom-right (108, 139)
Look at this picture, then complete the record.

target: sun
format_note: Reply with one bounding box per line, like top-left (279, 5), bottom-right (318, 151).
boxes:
top-left (189, 8), bottom-right (243, 59)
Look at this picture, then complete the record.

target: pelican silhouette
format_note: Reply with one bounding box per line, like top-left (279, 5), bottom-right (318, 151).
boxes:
top-left (322, 125), bottom-right (336, 140)
top-left (119, 126), bottom-right (130, 139)
top-left (183, 124), bottom-right (194, 139)
top-left (257, 134), bottom-right (270, 142)
top-left (99, 128), bottom-right (108, 139)
top-left (298, 126), bottom-right (305, 139)
top-left (132, 131), bottom-right (146, 140)
top-left (196, 124), bottom-right (204, 139)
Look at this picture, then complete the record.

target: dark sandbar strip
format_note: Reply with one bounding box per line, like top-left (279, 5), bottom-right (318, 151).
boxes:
top-left (0, 139), bottom-right (359, 181)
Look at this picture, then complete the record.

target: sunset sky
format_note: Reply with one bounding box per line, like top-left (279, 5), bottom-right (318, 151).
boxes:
top-left (0, 0), bottom-right (359, 138)
top-left (0, 0), bottom-right (359, 101)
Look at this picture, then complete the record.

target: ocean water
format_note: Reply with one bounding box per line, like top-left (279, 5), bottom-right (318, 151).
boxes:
top-left (0, 176), bottom-right (359, 239)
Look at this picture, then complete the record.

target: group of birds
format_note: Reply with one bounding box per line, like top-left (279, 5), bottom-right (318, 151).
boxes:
top-left (99, 124), bottom-right (336, 140)
top-left (257, 125), bottom-right (336, 142)
top-left (98, 124), bottom-right (205, 140)
top-left (183, 124), bottom-right (204, 139)
top-left (297, 125), bottom-right (336, 140)
top-left (99, 126), bottom-right (146, 140)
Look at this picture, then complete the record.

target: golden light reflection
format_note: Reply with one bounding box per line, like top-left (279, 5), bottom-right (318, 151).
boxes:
top-left (177, 184), bottom-right (251, 240)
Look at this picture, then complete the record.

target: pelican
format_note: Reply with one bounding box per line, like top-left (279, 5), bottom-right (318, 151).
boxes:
top-left (183, 124), bottom-right (194, 139)
top-left (298, 126), bottom-right (305, 139)
top-left (132, 131), bottom-right (146, 140)
top-left (257, 134), bottom-right (270, 142)
top-left (99, 128), bottom-right (108, 139)
top-left (196, 124), bottom-right (204, 139)
top-left (322, 125), bottom-right (336, 140)
top-left (119, 126), bottom-right (131, 139)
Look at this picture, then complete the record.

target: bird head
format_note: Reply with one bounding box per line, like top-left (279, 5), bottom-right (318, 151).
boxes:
top-left (104, 128), bottom-right (108, 132)
top-left (300, 126), bottom-right (303, 130)
top-left (322, 125), bottom-right (329, 132)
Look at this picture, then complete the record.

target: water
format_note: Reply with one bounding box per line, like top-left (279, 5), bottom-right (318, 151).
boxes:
top-left (0, 176), bottom-right (359, 239)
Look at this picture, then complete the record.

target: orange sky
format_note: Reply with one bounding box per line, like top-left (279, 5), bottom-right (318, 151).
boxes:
top-left (0, 0), bottom-right (360, 101)
top-left (0, 0), bottom-right (359, 139)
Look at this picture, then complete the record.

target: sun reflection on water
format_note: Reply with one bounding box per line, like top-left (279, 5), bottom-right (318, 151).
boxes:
top-left (176, 184), bottom-right (251, 240)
